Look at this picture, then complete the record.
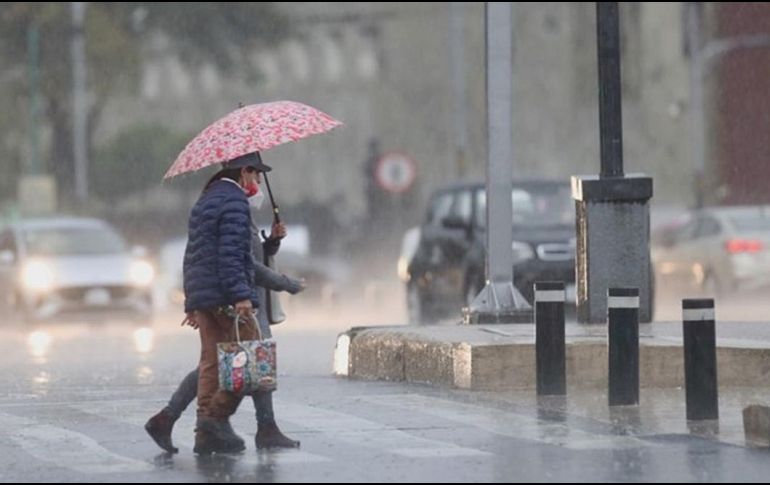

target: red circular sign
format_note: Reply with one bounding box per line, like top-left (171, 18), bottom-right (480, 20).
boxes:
top-left (374, 152), bottom-right (417, 193)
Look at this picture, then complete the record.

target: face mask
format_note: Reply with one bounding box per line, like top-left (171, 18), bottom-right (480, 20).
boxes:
top-left (243, 181), bottom-right (259, 197)
top-left (248, 184), bottom-right (266, 210)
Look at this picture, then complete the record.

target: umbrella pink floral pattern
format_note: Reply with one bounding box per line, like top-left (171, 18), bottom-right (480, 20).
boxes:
top-left (165, 100), bottom-right (342, 179)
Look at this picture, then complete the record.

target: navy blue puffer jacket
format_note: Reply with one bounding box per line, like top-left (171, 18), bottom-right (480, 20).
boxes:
top-left (183, 179), bottom-right (258, 312)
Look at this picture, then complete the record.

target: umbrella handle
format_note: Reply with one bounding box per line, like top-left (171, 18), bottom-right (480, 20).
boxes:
top-left (260, 209), bottom-right (281, 242)
top-left (262, 173), bottom-right (281, 224)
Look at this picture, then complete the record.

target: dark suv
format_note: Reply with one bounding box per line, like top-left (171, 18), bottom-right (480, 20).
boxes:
top-left (405, 180), bottom-right (575, 322)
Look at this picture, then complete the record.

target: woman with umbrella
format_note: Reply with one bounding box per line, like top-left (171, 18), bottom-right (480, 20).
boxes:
top-left (148, 102), bottom-right (341, 455)
top-left (180, 153), bottom-right (262, 454)
top-left (146, 153), bottom-right (307, 454)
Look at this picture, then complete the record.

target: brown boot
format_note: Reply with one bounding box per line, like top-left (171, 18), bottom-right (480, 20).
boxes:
top-left (145, 410), bottom-right (179, 454)
top-left (194, 417), bottom-right (246, 455)
top-left (255, 422), bottom-right (300, 449)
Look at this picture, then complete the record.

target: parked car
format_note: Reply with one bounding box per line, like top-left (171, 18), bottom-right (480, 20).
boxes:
top-left (652, 206), bottom-right (770, 296)
top-left (0, 217), bottom-right (155, 321)
top-left (404, 180), bottom-right (575, 323)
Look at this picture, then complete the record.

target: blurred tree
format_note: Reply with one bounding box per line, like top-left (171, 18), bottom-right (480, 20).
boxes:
top-left (0, 3), bottom-right (287, 205)
top-left (91, 123), bottom-right (191, 200)
top-left (0, 81), bottom-right (24, 205)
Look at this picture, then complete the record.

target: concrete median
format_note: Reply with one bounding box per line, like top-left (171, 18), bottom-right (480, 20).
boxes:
top-left (336, 322), bottom-right (770, 391)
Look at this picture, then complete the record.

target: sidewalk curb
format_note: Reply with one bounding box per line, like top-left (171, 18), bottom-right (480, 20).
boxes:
top-left (335, 326), bottom-right (770, 391)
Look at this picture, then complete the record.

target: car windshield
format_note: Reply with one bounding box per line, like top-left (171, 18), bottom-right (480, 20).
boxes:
top-left (727, 213), bottom-right (770, 232)
top-left (476, 185), bottom-right (574, 227)
top-left (23, 226), bottom-right (126, 256)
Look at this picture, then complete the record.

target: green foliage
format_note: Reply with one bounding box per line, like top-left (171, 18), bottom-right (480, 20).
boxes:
top-left (0, 3), bottom-right (140, 107)
top-left (0, 2), bottom-right (288, 199)
top-left (90, 124), bottom-right (192, 200)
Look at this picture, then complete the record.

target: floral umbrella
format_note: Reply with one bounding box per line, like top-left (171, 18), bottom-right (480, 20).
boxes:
top-left (164, 100), bottom-right (342, 179)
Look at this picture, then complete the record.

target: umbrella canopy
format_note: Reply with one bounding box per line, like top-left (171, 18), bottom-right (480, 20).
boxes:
top-left (164, 100), bottom-right (342, 179)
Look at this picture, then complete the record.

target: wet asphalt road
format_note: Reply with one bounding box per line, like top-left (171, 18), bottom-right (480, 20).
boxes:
top-left (1, 310), bottom-right (770, 482)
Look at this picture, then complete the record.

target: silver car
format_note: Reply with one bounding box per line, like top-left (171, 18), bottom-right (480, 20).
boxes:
top-left (0, 217), bottom-right (155, 321)
top-left (652, 206), bottom-right (770, 296)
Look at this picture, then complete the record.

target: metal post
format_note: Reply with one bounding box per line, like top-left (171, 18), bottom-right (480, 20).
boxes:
top-left (485, 1), bottom-right (513, 286)
top-left (683, 298), bottom-right (719, 421)
top-left (71, 2), bottom-right (89, 203)
top-left (27, 25), bottom-right (41, 175)
top-left (608, 287), bottom-right (639, 406)
top-left (20, 24), bottom-right (57, 217)
top-left (597, 2), bottom-right (624, 179)
top-left (449, 2), bottom-right (469, 178)
top-left (535, 282), bottom-right (566, 396)
top-left (464, 2), bottom-right (531, 324)
top-left (686, 2), bottom-right (706, 208)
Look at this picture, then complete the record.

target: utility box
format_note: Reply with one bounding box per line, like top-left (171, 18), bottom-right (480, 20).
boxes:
top-left (572, 174), bottom-right (653, 323)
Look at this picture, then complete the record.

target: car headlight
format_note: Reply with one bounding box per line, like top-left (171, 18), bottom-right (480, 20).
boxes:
top-left (22, 261), bottom-right (55, 291)
top-left (130, 260), bottom-right (155, 287)
top-left (512, 241), bottom-right (535, 264)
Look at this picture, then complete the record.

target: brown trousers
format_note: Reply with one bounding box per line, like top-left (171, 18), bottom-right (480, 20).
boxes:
top-left (195, 309), bottom-right (258, 420)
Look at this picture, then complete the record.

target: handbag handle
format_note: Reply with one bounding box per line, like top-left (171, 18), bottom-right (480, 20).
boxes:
top-left (234, 311), bottom-right (262, 342)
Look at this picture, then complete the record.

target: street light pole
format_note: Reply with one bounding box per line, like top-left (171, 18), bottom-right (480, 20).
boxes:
top-left (686, 2), bottom-right (706, 208)
top-left (571, 2), bottom-right (653, 324)
top-left (597, 2), bottom-right (624, 179)
top-left (27, 25), bottom-right (41, 176)
top-left (18, 24), bottom-right (57, 217)
top-left (464, 2), bottom-right (532, 324)
top-left (449, 2), bottom-right (469, 178)
top-left (71, 2), bottom-right (89, 204)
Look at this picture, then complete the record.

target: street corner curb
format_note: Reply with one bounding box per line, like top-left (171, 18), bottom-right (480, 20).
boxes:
top-left (744, 404), bottom-right (770, 448)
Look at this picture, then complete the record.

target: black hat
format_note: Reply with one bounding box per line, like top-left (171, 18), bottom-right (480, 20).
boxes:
top-left (222, 152), bottom-right (272, 172)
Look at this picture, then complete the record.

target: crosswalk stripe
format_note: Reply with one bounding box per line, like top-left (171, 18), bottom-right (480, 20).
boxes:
top-left (393, 447), bottom-right (490, 458)
top-left (358, 394), bottom-right (648, 450)
top-left (279, 402), bottom-right (491, 458)
top-left (69, 401), bottom-right (332, 466)
top-left (0, 411), bottom-right (153, 475)
top-left (10, 396), bottom-right (491, 469)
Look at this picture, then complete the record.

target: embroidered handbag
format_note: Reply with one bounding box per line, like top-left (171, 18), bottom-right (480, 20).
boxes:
top-left (217, 311), bottom-right (277, 394)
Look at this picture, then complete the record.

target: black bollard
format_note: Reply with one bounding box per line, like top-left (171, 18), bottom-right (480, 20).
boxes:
top-left (535, 281), bottom-right (566, 396)
top-left (683, 298), bottom-right (719, 421)
top-left (608, 287), bottom-right (639, 406)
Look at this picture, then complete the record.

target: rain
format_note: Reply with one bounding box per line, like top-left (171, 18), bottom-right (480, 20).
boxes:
top-left (1, 2), bottom-right (770, 482)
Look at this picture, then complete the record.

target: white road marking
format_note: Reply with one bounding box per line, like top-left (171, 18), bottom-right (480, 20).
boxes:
top-left (358, 394), bottom-right (649, 450)
top-left (0, 412), bottom-right (153, 475)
